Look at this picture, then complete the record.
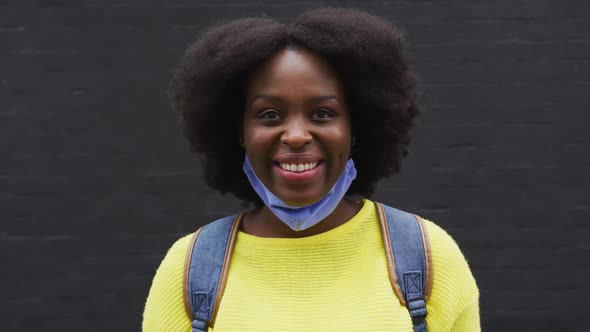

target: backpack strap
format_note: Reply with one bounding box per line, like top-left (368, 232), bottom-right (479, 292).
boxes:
top-left (376, 203), bottom-right (433, 332)
top-left (183, 214), bottom-right (244, 332)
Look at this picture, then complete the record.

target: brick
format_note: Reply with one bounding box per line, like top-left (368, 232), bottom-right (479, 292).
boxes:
top-left (0, 6), bottom-right (35, 28)
top-left (450, 226), bottom-right (588, 250)
top-left (420, 104), bottom-right (564, 126)
top-left (0, 49), bottom-right (178, 73)
top-left (410, 146), bottom-right (555, 170)
top-left (107, 5), bottom-right (159, 27)
top-left (0, 28), bottom-right (29, 51)
top-left (444, 0), bottom-right (590, 20)
top-left (407, 19), bottom-right (590, 44)
top-left (421, 81), bottom-right (590, 107)
top-left (31, 26), bottom-right (172, 50)
top-left (417, 60), bottom-right (590, 85)
top-left (482, 270), bottom-right (589, 290)
top-left (482, 308), bottom-right (584, 331)
top-left (2, 69), bottom-right (170, 92)
top-left (417, 124), bottom-right (553, 148)
top-left (33, 6), bottom-right (106, 27)
top-left (413, 40), bottom-right (590, 65)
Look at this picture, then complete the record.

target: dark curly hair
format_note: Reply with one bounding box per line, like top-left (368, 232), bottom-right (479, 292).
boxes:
top-left (170, 8), bottom-right (420, 206)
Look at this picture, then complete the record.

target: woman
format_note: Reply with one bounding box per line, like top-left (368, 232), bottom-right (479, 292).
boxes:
top-left (143, 8), bottom-right (480, 331)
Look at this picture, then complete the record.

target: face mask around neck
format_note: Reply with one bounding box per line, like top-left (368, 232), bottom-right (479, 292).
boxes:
top-left (242, 157), bottom-right (357, 231)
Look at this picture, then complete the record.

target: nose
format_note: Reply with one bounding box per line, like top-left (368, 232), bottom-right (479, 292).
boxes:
top-left (280, 117), bottom-right (312, 148)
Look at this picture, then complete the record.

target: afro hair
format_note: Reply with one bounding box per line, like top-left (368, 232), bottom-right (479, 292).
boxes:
top-left (170, 8), bottom-right (420, 205)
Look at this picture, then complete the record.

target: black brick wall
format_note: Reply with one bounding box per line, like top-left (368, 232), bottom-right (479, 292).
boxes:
top-left (2, 1), bottom-right (588, 331)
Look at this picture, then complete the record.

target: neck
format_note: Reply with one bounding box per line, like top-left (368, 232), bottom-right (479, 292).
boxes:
top-left (241, 198), bottom-right (362, 238)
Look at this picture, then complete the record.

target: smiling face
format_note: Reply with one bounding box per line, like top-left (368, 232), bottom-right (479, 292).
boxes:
top-left (242, 48), bottom-right (352, 206)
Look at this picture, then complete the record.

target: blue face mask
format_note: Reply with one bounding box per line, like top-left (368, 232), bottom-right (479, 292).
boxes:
top-left (243, 157), bottom-right (357, 231)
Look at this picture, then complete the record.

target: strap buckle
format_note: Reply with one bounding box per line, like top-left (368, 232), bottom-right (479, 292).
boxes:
top-left (407, 298), bottom-right (427, 318)
top-left (192, 318), bottom-right (207, 331)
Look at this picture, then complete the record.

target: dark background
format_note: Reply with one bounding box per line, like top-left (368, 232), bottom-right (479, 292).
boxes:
top-left (2, 1), bottom-right (589, 331)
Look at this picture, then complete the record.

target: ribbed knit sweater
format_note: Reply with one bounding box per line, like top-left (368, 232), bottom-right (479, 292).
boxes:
top-left (143, 200), bottom-right (480, 331)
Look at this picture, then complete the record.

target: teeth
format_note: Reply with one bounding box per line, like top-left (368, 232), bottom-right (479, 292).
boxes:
top-left (279, 162), bottom-right (318, 173)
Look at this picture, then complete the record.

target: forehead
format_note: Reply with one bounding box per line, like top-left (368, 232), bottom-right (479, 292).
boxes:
top-left (246, 48), bottom-right (345, 99)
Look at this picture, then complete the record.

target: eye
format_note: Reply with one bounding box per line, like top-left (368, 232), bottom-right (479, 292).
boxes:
top-left (311, 108), bottom-right (334, 120)
top-left (257, 109), bottom-right (282, 120)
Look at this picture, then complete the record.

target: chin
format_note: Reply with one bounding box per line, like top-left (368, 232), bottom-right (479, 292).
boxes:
top-left (284, 199), bottom-right (315, 207)
top-left (279, 190), bottom-right (326, 207)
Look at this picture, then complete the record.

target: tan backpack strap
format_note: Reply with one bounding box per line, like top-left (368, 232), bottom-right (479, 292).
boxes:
top-left (414, 215), bottom-right (433, 301)
top-left (183, 227), bottom-right (203, 319)
top-left (376, 202), bottom-right (433, 306)
top-left (376, 203), bottom-right (406, 305)
top-left (210, 215), bottom-right (243, 324)
top-left (182, 214), bottom-right (244, 325)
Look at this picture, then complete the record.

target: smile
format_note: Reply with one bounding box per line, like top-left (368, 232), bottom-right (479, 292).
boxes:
top-left (278, 162), bottom-right (319, 173)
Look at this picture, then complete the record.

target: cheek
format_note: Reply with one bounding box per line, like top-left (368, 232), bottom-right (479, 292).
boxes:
top-left (324, 125), bottom-right (351, 150)
top-left (243, 128), bottom-right (279, 163)
top-left (244, 129), bottom-right (273, 147)
top-left (242, 118), bottom-right (261, 146)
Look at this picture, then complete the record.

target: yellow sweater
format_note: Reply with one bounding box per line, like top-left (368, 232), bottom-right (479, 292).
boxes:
top-left (143, 200), bottom-right (480, 331)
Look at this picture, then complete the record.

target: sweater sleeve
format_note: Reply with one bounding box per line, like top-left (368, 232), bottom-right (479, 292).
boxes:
top-left (142, 234), bottom-right (193, 332)
top-left (450, 297), bottom-right (481, 332)
top-left (422, 219), bottom-right (481, 332)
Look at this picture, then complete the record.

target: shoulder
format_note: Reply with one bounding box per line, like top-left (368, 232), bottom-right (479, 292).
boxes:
top-left (420, 218), bottom-right (480, 327)
top-left (147, 232), bottom-right (194, 292)
top-left (422, 219), bottom-right (470, 265)
top-left (421, 218), bottom-right (478, 295)
top-left (142, 233), bottom-right (194, 332)
top-left (153, 233), bottom-right (194, 278)
top-left (370, 202), bottom-right (478, 303)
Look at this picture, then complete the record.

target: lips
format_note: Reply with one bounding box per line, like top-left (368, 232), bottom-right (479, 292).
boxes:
top-left (278, 161), bottom-right (319, 172)
top-left (273, 154), bottom-right (322, 173)
top-left (272, 154), bottom-right (322, 182)
top-left (273, 162), bottom-right (322, 182)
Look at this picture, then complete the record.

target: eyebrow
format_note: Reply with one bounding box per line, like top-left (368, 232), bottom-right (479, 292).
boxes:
top-left (250, 94), bottom-right (340, 103)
